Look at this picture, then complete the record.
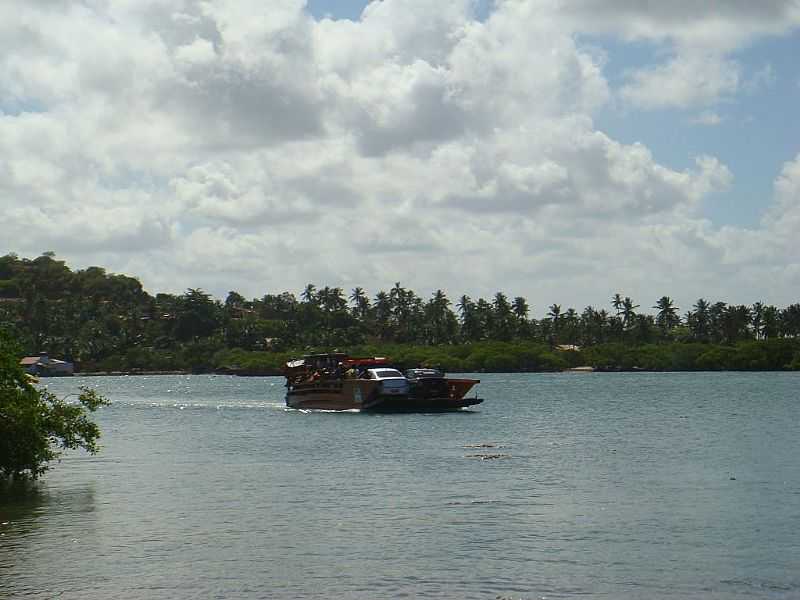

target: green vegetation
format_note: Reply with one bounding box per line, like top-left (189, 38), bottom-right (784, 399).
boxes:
top-left (1, 252), bottom-right (799, 374)
top-left (0, 331), bottom-right (109, 480)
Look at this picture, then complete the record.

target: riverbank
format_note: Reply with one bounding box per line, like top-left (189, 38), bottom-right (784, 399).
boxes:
top-left (66, 338), bottom-right (800, 376)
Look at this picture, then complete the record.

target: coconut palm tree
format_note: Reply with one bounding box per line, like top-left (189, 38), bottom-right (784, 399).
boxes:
top-left (611, 293), bottom-right (624, 317)
top-left (349, 287), bottom-right (370, 319)
top-left (621, 297), bottom-right (639, 332)
top-left (301, 284), bottom-right (317, 305)
top-left (751, 302), bottom-right (765, 340)
top-left (512, 297), bottom-right (529, 321)
top-left (547, 303), bottom-right (562, 345)
top-left (685, 299), bottom-right (710, 342)
top-left (373, 290), bottom-right (392, 341)
top-left (511, 296), bottom-right (530, 338)
top-left (653, 296), bottom-right (680, 337)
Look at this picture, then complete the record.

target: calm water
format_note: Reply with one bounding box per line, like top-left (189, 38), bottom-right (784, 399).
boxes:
top-left (1, 372), bottom-right (799, 599)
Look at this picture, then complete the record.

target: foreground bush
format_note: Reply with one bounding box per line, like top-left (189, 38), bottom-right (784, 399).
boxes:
top-left (0, 332), bottom-right (109, 480)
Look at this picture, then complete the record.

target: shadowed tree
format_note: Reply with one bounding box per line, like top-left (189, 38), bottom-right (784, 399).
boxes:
top-left (174, 289), bottom-right (222, 342)
top-left (780, 303), bottom-right (800, 338)
top-left (762, 305), bottom-right (780, 339)
top-left (720, 304), bottom-right (752, 344)
top-left (633, 313), bottom-right (656, 344)
top-left (580, 306), bottom-right (607, 346)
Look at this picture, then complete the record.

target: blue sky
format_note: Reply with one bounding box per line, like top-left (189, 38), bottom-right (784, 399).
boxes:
top-left (595, 32), bottom-right (800, 228)
top-left (2, 1), bottom-right (799, 310)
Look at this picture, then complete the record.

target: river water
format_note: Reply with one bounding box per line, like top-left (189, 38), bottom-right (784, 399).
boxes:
top-left (1, 372), bottom-right (798, 599)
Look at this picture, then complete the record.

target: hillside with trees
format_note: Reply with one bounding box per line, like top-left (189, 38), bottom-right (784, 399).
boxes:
top-left (1, 253), bottom-right (799, 373)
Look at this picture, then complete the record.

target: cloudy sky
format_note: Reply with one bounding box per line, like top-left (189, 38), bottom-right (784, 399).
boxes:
top-left (2, 0), bottom-right (799, 315)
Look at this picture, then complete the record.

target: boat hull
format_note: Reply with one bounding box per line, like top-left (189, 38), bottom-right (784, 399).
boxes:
top-left (286, 379), bottom-right (378, 410)
top-left (285, 378), bottom-right (482, 412)
top-left (362, 395), bottom-right (483, 413)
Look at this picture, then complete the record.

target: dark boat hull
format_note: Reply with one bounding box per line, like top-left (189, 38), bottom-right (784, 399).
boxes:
top-left (285, 378), bottom-right (482, 413)
top-left (362, 396), bottom-right (483, 413)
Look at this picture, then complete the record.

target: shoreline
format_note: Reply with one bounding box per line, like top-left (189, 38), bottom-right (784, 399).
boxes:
top-left (75, 370), bottom-right (192, 377)
top-left (59, 366), bottom-right (799, 377)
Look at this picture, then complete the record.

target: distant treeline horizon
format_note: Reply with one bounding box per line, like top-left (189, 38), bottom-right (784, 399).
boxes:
top-left (1, 252), bottom-right (799, 373)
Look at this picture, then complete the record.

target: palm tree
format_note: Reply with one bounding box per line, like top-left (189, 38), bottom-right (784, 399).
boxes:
top-left (611, 293), bottom-right (624, 317)
top-left (457, 295), bottom-right (480, 342)
top-left (547, 303), bottom-right (562, 345)
top-left (512, 297), bottom-right (529, 321)
top-left (653, 296), bottom-right (680, 337)
top-left (425, 290), bottom-right (456, 344)
top-left (562, 308), bottom-right (579, 345)
top-left (349, 287), bottom-right (370, 319)
top-left (301, 284), bottom-right (317, 305)
top-left (751, 302), bottom-right (764, 340)
top-left (580, 306), bottom-right (607, 346)
top-left (621, 297), bottom-right (639, 331)
top-left (491, 292), bottom-right (513, 340)
top-left (474, 298), bottom-right (493, 341)
top-left (511, 296), bottom-right (530, 338)
top-left (457, 295), bottom-right (472, 318)
top-left (688, 298), bottom-right (711, 342)
top-left (548, 303), bottom-right (562, 321)
top-left (373, 290), bottom-right (392, 341)
top-left (715, 304), bottom-right (752, 344)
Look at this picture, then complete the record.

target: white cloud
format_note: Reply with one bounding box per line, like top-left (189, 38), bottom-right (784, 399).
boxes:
top-left (767, 152), bottom-right (800, 237)
top-left (558, 0), bottom-right (800, 48)
top-left (0, 0), bottom-right (798, 311)
top-left (621, 52), bottom-right (740, 109)
top-left (556, 1), bottom-right (799, 110)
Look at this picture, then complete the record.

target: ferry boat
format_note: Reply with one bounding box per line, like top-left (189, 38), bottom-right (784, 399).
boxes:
top-left (284, 353), bottom-right (483, 412)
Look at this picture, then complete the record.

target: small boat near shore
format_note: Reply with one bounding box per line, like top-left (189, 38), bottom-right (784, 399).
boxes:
top-left (284, 353), bottom-right (483, 412)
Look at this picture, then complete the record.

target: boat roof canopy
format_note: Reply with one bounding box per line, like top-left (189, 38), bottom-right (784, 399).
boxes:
top-left (342, 357), bottom-right (389, 367)
top-left (284, 353), bottom-right (392, 371)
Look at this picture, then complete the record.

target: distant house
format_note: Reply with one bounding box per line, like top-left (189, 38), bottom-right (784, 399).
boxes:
top-left (19, 352), bottom-right (74, 377)
top-left (555, 344), bottom-right (581, 352)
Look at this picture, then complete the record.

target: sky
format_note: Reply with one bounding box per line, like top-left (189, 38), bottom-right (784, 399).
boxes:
top-left (1, 0), bottom-right (799, 316)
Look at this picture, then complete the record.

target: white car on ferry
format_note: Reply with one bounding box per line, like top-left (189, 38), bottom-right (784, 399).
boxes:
top-left (363, 368), bottom-right (409, 396)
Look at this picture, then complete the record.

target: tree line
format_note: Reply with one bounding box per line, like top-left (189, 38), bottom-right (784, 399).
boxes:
top-left (1, 253), bottom-right (799, 372)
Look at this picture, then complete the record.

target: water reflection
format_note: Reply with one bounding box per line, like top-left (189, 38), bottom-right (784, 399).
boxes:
top-left (0, 480), bottom-right (97, 597)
